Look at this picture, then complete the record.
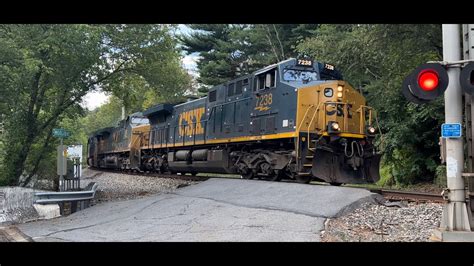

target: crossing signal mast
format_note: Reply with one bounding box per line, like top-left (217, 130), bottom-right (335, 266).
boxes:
top-left (402, 25), bottom-right (474, 241)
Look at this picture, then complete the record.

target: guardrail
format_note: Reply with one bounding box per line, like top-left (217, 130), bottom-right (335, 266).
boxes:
top-left (34, 182), bottom-right (98, 204)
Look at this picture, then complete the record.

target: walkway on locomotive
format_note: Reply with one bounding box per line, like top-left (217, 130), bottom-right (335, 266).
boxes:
top-left (140, 58), bottom-right (375, 150)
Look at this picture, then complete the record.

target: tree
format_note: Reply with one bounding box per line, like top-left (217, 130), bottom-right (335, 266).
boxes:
top-left (180, 24), bottom-right (318, 89)
top-left (0, 24), bottom-right (190, 186)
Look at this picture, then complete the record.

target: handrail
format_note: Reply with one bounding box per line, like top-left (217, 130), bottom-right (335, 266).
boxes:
top-left (34, 182), bottom-right (99, 204)
top-left (296, 104), bottom-right (315, 132)
top-left (356, 105), bottom-right (375, 134)
top-left (306, 102), bottom-right (324, 136)
top-left (306, 102), bottom-right (324, 151)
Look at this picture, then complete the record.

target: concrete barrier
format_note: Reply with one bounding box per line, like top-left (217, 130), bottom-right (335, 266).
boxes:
top-left (33, 204), bottom-right (60, 220)
top-left (0, 187), bottom-right (58, 224)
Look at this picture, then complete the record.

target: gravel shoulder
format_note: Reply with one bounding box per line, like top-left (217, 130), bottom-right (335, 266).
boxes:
top-left (81, 168), bottom-right (199, 203)
top-left (321, 201), bottom-right (443, 242)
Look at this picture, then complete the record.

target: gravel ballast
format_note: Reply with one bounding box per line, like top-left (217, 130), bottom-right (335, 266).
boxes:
top-left (81, 168), bottom-right (199, 203)
top-left (321, 201), bottom-right (443, 242)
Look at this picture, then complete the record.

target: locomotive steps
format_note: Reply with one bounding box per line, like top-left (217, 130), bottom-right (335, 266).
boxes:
top-left (17, 178), bottom-right (381, 242)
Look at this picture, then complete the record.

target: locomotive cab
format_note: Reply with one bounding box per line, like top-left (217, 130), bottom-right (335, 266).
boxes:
top-left (277, 58), bottom-right (381, 184)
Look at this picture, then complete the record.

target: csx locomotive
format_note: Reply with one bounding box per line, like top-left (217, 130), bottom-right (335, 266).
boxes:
top-left (87, 58), bottom-right (381, 185)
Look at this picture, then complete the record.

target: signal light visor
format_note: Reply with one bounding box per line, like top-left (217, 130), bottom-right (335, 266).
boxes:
top-left (418, 70), bottom-right (439, 91)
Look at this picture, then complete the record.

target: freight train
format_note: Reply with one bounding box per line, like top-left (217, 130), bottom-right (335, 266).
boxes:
top-left (87, 58), bottom-right (381, 185)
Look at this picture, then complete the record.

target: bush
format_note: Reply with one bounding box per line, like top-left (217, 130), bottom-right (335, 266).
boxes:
top-left (434, 165), bottom-right (447, 187)
top-left (377, 164), bottom-right (395, 187)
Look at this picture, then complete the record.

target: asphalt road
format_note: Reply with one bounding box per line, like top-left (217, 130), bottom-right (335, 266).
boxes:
top-left (18, 178), bottom-right (378, 242)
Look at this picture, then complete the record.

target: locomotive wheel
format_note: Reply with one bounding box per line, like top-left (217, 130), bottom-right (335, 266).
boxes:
top-left (241, 170), bottom-right (255, 179)
top-left (263, 170), bottom-right (283, 182)
top-left (259, 162), bottom-right (271, 179)
top-left (237, 162), bottom-right (254, 179)
top-left (295, 174), bottom-right (312, 184)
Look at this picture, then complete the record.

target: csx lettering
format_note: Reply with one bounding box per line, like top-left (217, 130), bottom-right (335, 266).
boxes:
top-left (255, 93), bottom-right (272, 111)
top-left (326, 103), bottom-right (337, 116)
top-left (325, 103), bottom-right (353, 118)
top-left (178, 107), bottom-right (205, 136)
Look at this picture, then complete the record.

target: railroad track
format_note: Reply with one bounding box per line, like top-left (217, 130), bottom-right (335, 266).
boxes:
top-left (369, 189), bottom-right (446, 203)
top-left (88, 168), bottom-right (447, 203)
top-left (87, 167), bottom-right (211, 182)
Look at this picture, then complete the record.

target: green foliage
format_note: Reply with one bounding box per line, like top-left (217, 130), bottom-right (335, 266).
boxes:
top-left (434, 165), bottom-right (447, 187)
top-left (297, 24), bottom-right (443, 185)
top-left (377, 164), bottom-right (396, 187)
top-left (0, 24), bottom-right (190, 186)
top-left (103, 25), bottom-right (192, 113)
top-left (180, 24), bottom-right (318, 89)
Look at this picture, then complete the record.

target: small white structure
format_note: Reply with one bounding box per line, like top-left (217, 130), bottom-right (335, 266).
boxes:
top-left (33, 204), bottom-right (61, 220)
top-left (67, 144), bottom-right (83, 178)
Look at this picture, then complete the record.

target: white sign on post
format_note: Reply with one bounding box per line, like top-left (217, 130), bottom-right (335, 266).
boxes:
top-left (67, 145), bottom-right (83, 178)
top-left (67, 145), bottom-right (83, 158)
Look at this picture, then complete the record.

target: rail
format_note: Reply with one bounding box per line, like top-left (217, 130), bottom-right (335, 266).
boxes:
top-left (34, 182), bottom-right (99, 204)
top-left (370, 189), bottom-right (445, 203)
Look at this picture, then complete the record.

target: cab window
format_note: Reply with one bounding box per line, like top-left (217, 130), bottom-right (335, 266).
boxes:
top-left (254, 68), bottom-right (277, 91)
top-left (283, 69), bottom-right (318, 83)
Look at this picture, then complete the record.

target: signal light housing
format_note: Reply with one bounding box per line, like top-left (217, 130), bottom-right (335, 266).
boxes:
top-left (460, 62), bottom-right (474, 95)
top-left (402, 63), bottom-right (449, 104)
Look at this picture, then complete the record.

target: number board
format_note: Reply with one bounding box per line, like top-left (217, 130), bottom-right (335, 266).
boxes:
top-left (296, 59), bottom-right (313, 67)
top-left (324, 63), bottom-right (335, 71)
top-left (441, 123), bottom-right (462, 138)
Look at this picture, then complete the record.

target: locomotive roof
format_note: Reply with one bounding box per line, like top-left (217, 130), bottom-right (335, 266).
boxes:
top-left (93, 127), bottom-right (114, 136)
top-left (142, 103), bottom-right (174, 117)
top-left (253, 58), bottom-right (295, 75)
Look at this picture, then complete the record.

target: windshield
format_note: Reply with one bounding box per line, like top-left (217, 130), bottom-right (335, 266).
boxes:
top-left (283, 69), bottom-right (319, 82)
top-left (131, 117), bottom-right (149, 126)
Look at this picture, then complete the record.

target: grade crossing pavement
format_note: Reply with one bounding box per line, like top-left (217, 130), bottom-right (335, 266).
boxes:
top-left (18, 178), bottom-right (379, 242)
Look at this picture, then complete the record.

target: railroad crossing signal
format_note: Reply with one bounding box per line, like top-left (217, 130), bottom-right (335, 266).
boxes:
top-left (402, 62), bottom-right (474, 104)
top-left (460, 62), bottom-right (474, 95)
top-left (402, 63), bottom-right (449, 103)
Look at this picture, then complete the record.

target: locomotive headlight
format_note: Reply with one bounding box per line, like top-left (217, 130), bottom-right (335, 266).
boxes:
top-left (367, 126), bottom-right (376, 134)
top-left (337, 86), bottom-right (343, 92)
top-left (328, 121), bottom-right (340, 134)
top-left (337, 92), bottom-right (343, 98)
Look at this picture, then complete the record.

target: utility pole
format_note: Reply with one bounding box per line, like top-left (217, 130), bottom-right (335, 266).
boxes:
top-left (439, 24), bottom-right (471, 232)
top-left (462, 24), bottom-right (474, 231)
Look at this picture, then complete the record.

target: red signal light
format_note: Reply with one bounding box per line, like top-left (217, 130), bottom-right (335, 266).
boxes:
top-left (402, 63), bottom-right (448, 104)
top-left (418, 70), bottom-right (439, 91)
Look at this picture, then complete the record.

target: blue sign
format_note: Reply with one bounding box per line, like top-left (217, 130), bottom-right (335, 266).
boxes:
top-left (441, 123), bottom-right (462, 138)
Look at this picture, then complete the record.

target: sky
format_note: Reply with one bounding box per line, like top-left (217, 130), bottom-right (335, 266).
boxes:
top-left (81, 24), bottom-right (199, 111)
